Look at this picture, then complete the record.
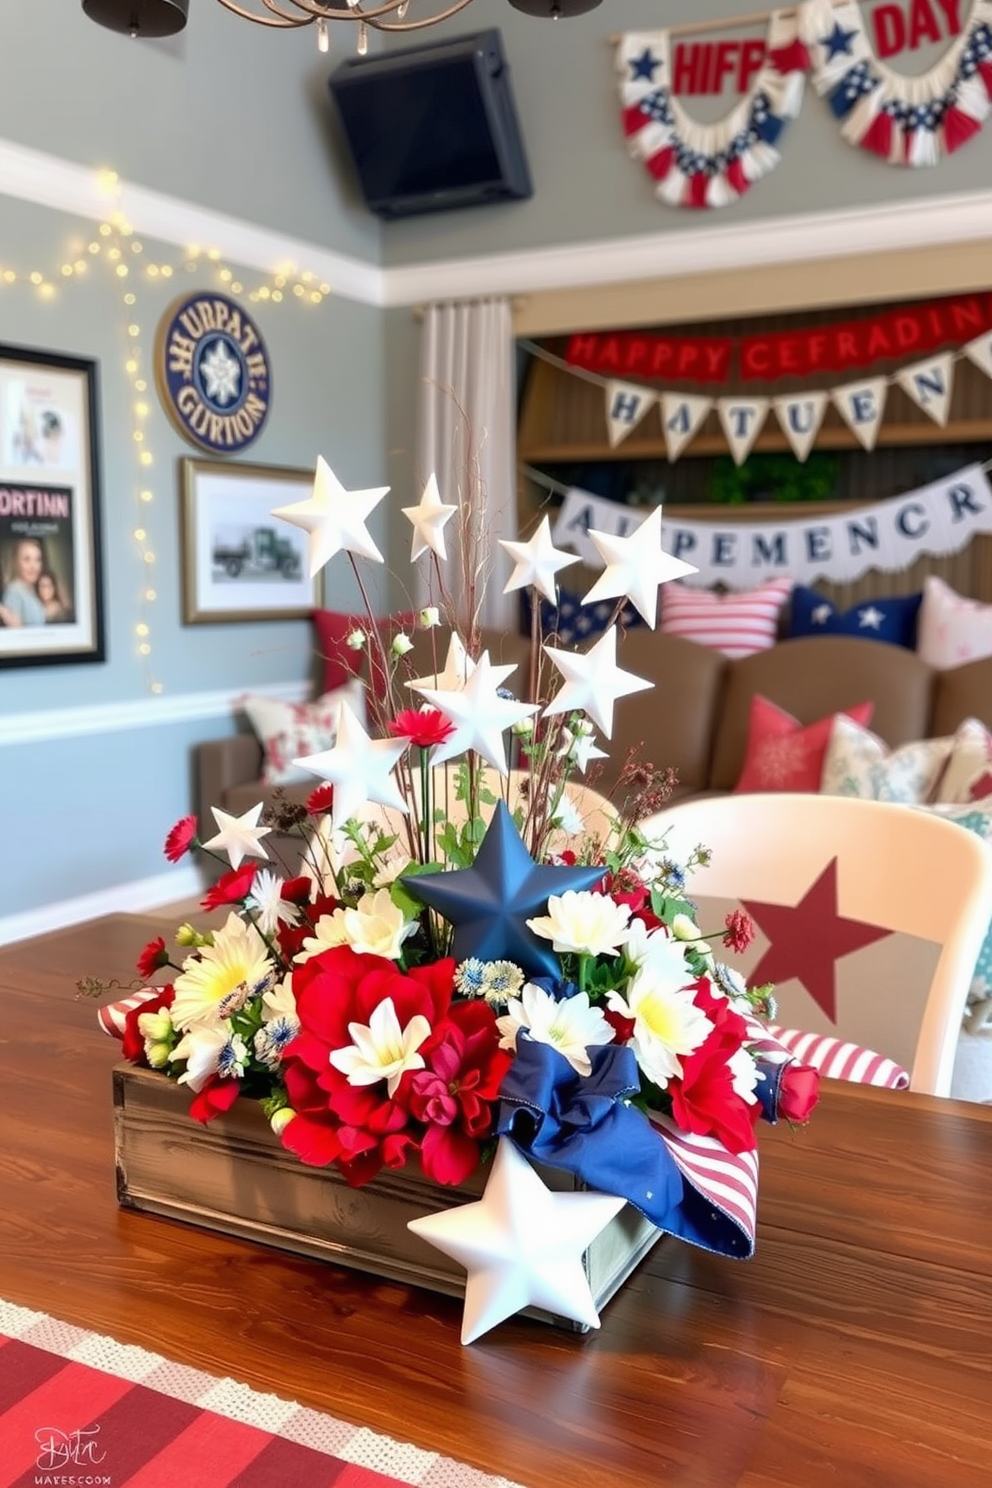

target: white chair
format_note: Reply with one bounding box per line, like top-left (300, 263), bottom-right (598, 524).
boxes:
top-left (641, 794), bottom-right (992, 1097)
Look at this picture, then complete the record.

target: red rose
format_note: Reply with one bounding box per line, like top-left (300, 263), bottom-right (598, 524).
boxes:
top-left (405, 1000), bottom-right (511, 1186)
top-left (136, 936), bottom-right (169, 981)
top-left (201, 863), bottom-right (256, 910)
top-left (280, 875), bottom-right (312, 905)
top-left (188, 1076), bottom-right (242, 1125)
top-left (121, 986), bottom-right (175, 1064)
top-left (306, 783), bottom-right (334, 815)
top-left (164, 814), bottom-right (198, 863)
top-left (777, 1061), bottom-right (820, 1124)
top-left (389, 707), bottom-right (455, 749)
top-left (669, 996), bottom-right (762, 1155)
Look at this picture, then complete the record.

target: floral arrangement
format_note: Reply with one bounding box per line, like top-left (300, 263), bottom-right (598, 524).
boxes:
top-left (96, 458), bottom-right (819, 1338)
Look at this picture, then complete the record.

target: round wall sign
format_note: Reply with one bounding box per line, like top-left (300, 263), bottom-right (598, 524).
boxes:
top-left (155, 292), bottom-right (271, 455)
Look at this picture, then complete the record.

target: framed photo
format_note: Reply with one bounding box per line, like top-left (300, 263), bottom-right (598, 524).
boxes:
top-left (0, 343), bottom-right (104, 668)
top-left (180, 458), bottom-right (318, 624)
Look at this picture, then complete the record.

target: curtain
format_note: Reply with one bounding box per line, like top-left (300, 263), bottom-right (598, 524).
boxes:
top-left (416, 298), bottom-right (517, 632)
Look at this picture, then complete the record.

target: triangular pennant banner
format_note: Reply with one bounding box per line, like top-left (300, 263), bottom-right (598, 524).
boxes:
top-left (772, 392), bottom-right (829, 464)
top-left (660, 393), bottom-right (712, 462)
top-left (605, 380), bottom-right (657, 449)
top-left (963, 332), bottom-right (992, 382)
top-left (831, 379), bottom-right (888, 451)
top-left (717, 398), bottom-right (769, 467)
top-left (895, 353), bottom-right (955, 428)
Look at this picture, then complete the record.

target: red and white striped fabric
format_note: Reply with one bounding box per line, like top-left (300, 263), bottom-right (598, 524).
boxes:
top-left (97, 988), bottom-right (160, 1039)
top-left (659, 578), bottom-right (793, 659)
top-left (768, 1024), bottom-right (910, 1090)
top-left (649, 1112), bottom-right (760, 1257)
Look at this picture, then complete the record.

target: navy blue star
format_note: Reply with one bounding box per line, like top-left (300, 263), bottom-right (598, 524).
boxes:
top-left (403, 801), bottom-right (605, 978)
top-left (822, 22), bottom-right (858, 59)
top-left (628, 47), bottom-right (662, 83)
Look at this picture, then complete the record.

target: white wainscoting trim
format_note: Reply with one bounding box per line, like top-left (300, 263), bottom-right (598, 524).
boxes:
top-left (0, 863), bottom-right (204, 948)
top-left (3, 135), bottom-right (991, 310)
top-left (2, 680), bottom-right (309, 748)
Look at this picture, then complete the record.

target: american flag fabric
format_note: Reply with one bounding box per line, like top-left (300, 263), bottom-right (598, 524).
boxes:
top-left (767, 1024), bottom-right (910, 1089)
top-left (0, 1300), bottom-right (523, 1488)
top-left (97, 989), bottom-right (160, 1039)
top-left (648, 1113), bottom-right (761, 1258)
top-left (659, 577), bottom-right (793, 659)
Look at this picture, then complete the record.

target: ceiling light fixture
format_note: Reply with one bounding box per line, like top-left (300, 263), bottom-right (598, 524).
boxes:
top-left (82, 0), bottom-right (600, 51)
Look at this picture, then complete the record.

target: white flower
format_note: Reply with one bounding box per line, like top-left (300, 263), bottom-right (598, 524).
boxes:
top-left (136, 1010), bottom-right (172, 1043)
top-left (551, 793), bottom-right (585, 836)
top-left (297, 887), bottom-right (416, 964)
top-left (496, 981), bottom-right (614, 1077)
top-left (247, 869), bottom-right (300, 937)
top-left (419, 606), bottom-right (440, 628)
top-left (670, 913), bottom-right (712, 961)
top-left (171, 913), bottom-right (272, 1031)
top-left (607, 969), bottom-right (712, 1090)
top-left (728, 1046), bottom-right (760, 1105)
top-left (527, 890), bottom-right (632, 958)
top-left (262, 973), bottom-right (298, 1025)
top-left (392, 632), bottom-right (414, 656)
top-left (329, 996), bottom-right (431, 1097)
top-left (346, 628), bottom-right (366, 649)
top-left (171, 1022), bottom-right (229, 1092)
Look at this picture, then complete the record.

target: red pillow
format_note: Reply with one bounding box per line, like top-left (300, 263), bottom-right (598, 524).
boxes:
top-left (312, 609), bottom-right (420, 699)
top-left (734, 696), bottom-right (874, 794)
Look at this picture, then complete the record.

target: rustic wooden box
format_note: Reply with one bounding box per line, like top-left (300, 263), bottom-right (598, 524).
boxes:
top-left (114, 1063), bottom-right (662, 1331)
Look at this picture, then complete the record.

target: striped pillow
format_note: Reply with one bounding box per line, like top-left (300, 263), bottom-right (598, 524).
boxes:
top-left (659, 578), bottom-right (793, 659)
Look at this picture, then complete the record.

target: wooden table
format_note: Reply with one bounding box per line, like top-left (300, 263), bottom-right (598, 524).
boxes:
top-left (2, 914), bottom-right (991, 1488)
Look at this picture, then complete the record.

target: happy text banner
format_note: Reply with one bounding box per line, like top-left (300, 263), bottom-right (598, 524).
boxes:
top-left (551, 463), bottom-right (992, 589)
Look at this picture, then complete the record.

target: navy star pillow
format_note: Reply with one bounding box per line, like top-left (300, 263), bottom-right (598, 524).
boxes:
top-left (789, 586), bottom-right (922, 649)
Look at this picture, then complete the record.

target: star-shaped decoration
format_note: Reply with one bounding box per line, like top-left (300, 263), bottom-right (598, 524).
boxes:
top-left (811, 603), bottom-right (834, 625)
top-left (412, 651), bottom-right (538, 775)
top-left (202, 803), bottom-right (271, 871)
top-left (293, 701), bottom-right (409, 828)
top-left (557, 723), bottom-right (608, 775)
top-left (542, 626), bottom-right (653, 739)
top-left (401, 472), bottom-right (457, 563)
top-left (857, 605), bottom-right (885, 630)
top-left (408, 1137), bottom-right (625, 1344)
top-left (500, 516), bottom-right (578, 605)
top-left (581, 506), bottom-right (697, 629)
top-left (821, 21), bottom-right (859, 59)
top-left (403, 800), bottom-right (604, 978)
top-left (405, 632), bottom-right (476, 694)
top-left (271, 456), bottom-right (389, 577)
top-left (628, 46), bottom-right (662, 83)
top-left (743, 859), bottom-right (893, 1023)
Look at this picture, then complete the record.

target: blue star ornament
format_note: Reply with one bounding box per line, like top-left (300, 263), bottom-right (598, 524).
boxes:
top-left (628, 47), bottom-right (662, 83)
top-left (403, 801), bottom-right (605, 978)
top-left (822, 21), bottom-right (858, 59)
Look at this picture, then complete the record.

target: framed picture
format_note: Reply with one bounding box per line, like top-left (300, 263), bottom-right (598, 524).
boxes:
top-left (180, 458), bottom-right (318, 624)
top-left (0, 343), bottom-right (104, 668)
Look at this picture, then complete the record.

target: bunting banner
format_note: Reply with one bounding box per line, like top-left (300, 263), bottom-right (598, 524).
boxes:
top-left (772, 390), bottom-right (829, 461)
top-left (717, 397), bottom-right (770, 464)
top-left (550, 462), bottom-right (992, 588)
top-left (605, 379), bottom-right (657, 446)
top-left (893, 351), bottom-right (955, 425)
top-left (661, 391), bottom-right (713, 458)
top-left (615, 1), bottom-right (992, 209)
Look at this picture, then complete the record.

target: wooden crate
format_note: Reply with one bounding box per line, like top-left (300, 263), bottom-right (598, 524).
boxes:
top-left (113, 1063), bottom-right (662, 1331)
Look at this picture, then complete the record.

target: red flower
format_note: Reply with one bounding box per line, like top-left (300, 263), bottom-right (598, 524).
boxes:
top-left (669, 988), bottom-right (762, 1154)
top-left (389, 708), bottom-right (455, 748)
top-left (189, 1076), bottom-right (242, 1124)
top-left (777, 1062), bottom-right (820, 1124)
top-left (306, 783), bottom-right (334, 815)
top-left (121, 986), bottom-right (174, 1064)
top-left (724, 909), bottom-right (755, 954)
top-left (164, 814), bottom-right (198, 863)
top-left (280, 875), bottom-right (312, 904)
top-left (405, 1001), bottom-right (511, 1185)
top-left (136, 936), bottom-right (169, 981)
top-left (201, 863), bottom-right (257, 910)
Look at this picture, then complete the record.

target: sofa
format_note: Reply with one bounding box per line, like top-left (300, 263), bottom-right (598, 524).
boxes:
top-left (194, 629), bottom-right (992, 847)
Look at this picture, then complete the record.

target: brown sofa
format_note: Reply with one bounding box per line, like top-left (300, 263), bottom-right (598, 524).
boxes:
top-left (193, 631), bottom-right (992, 859)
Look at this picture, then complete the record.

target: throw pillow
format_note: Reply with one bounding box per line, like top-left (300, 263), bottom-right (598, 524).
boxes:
top-left (916, 575), bottom-right (992, 669)
top-left (820, 715), bottom-right (952, 804)
top-left (659, 577), bottom-right (793, 660)
top-left (241, 678), bottom-right (366, 786)
top-left (926, 802), bottom-right (992, 1002)
top-left (934, 717), bottom-right (992, 804)
top-left (789, 585), bottom-right (922, 649)
top-left (734, 696), bottom-right (874, 794)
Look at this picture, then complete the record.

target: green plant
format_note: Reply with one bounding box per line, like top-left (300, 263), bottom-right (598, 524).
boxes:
top-left (709, 452), bottom-right (838, 505)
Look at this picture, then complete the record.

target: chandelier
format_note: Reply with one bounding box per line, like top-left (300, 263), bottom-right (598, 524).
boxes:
top-left (82, 0), bottom-right (601, 51)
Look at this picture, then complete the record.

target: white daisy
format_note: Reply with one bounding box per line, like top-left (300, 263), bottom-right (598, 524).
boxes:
top-left (171, 913), bottom-right (273, 1031)
top-left (247, 869), bottom-right (300, 938)
top-left (527, 890), bottom-right (632, 958)
top-left (496, 981), bottom-right (614, 1077)
top-left (607, 969), bottom-right (712, 1090)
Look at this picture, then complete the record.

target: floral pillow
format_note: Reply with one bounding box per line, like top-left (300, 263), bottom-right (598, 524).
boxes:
top-left (916, 575), bottom-right (992, 669)
top-left (820, 715), bottom-right (953, 804)
top-left (733, 696), bottom-right (873, 794)
top-left (934, 717), bottom-right (992, 805)
top-left (241, 678), bottom-right (366, 786)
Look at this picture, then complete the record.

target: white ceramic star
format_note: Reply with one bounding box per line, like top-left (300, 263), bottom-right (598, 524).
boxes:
top-left (202, 803), bottom-right (271, 871)
top-left (557, 723), bottom-right (609, 774)
top-left (401, 473), bottom-right (457, 562)
top-left (412, 651), bottom-right (539, 775)
top-left (581, 506), bottom-right (698, 628)
top-left (542, 626), bottom-right (653, 739)
top-left (858, 605), bottom-right (885, 630)
top-left (408, 1138), bottom-right (625, 1344)
top-left (500, 515), bottom-right (579, 605)
top-left (271, 456), bottom-right (389, 577)
top-left (405, 632), bottom-right (476, 694)
top-left (293, 701), bottom-right (409, 828)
